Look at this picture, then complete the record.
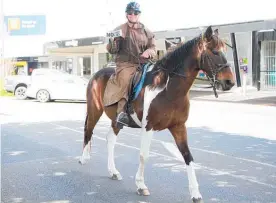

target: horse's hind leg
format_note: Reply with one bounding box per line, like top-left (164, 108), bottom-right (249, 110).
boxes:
top-left (106, 122), bottom-right (122, 180)
top-left (169, 124), bottom-right (203, 203)
top-left (79, 102), bottom-right (103, 165)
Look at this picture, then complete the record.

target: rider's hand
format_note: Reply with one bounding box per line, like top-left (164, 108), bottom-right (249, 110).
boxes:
top-left (140, 50), bottom-right (150, 59)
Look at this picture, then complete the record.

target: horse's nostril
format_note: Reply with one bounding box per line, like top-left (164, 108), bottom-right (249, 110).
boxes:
top-left (225, 80), bottom-right (235, 88)
top-left (225, 80), bottom-right (233, 86)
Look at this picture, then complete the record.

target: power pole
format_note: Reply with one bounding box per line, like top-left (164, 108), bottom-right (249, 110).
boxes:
top-left (0, 0), bottom-right (5, 79)
top-left (230, 33), bottom-right (241, 87)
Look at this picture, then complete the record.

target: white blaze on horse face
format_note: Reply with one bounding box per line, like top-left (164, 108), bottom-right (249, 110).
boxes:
top-left (135, 85), bottom-right (165, 191)
top-left (106, 128), bottom-right (121, 179)
top-left (186, 161), bottom-right (202, 199)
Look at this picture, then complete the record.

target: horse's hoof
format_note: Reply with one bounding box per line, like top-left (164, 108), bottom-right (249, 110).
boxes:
top-left (110, 173), bottom-right (122, 181)
top-left (79, 157), bottom-right (89, 165)
top-left (137, 188), bottom-right (150, 196)
top-left (78, 159), bottom-right (86, 165)
top-left (79, 154), bottom-right (91, 165)
top-left (192, 198), bottom-right (204, 203)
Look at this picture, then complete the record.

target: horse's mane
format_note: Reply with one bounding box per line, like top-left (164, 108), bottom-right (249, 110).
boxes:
top-left (149, 36), bottom-right (201, 88)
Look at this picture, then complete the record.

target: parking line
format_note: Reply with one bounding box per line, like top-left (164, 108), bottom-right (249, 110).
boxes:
top-left (119, 132), bottom-right (276, 169)
top-left (50, 123), bottom-right (276, 189)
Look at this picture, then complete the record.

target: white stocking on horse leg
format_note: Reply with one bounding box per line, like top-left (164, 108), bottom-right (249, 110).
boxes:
top-left (79, 141), bottom-right (91, 164)
top-left (169, 125), bottom-right (203, 203)
top-left (135, 86), bottom-right (162, 196)
top-left (106, 128), bottom-right (122, 180)
top-left (135, 129), bottom-right (153, 196)
top-left (186, 162), bottom-right (202, 202)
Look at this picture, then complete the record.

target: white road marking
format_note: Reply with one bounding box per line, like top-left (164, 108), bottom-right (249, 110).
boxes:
top-left (119, 131), bottom-right (276, 169)
top-left (50, 123), bottom-right (276, 189)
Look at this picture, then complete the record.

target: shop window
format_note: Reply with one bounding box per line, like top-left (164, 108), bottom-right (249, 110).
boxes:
top-left (83, 57), bottom-right (91, 75)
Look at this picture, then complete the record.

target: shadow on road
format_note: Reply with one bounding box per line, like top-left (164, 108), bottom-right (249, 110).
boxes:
top-left (2, 120), bottom-right (276, 203)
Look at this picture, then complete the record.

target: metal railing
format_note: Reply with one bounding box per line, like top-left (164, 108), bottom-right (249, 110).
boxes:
top-left (260, 41), bottom-right (276, 89)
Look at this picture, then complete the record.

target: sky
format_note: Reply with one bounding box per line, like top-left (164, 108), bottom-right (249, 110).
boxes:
top-left (1, 0), bottom-right (276, 57)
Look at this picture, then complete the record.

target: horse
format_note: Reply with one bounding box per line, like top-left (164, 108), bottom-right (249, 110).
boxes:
top-left (79, 26), bottom-right (235, 203)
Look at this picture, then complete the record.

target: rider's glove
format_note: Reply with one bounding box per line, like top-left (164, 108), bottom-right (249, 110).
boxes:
top-left (109, 37), bottom-right (121, 54)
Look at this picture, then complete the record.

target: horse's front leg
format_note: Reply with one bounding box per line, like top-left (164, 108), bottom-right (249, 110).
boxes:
top-left (106, 125), bottom-right (122, 180)
top-left (135, 127), bottom-right (153, 196)
top-left (169, 124), bottom-right (203, 203)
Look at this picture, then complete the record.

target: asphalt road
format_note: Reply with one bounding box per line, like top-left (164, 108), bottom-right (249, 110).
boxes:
top-left (1, 96), bottom-right (276, 203)
top-left (2, 119), bottom-right (276, 203)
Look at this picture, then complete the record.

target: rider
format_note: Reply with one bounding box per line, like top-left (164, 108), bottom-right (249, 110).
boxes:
top-left (105, 1), bottom-right (157, 128)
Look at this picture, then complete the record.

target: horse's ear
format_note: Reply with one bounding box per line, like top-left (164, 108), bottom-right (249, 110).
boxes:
top-left (214, 29), bottom-right (219, 36)
top-left (204, 26), bottom-right (213, 40)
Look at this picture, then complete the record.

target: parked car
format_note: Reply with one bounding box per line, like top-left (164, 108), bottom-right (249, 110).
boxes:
top-left (26, 74), bottom-right (88, 102)
top-left (3, 68), bottom-right (67, 100)
top-left (4, 74), bottom-right (30, 100)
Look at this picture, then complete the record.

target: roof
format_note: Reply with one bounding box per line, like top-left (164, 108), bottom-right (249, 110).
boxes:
top-left (153, 19), bottom-right (276, 39)
top-left (44, 19), bottom-right (276, 49)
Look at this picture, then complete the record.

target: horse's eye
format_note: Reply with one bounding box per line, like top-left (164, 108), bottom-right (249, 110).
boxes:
top-left (212, 50), bottom-right (219, 55)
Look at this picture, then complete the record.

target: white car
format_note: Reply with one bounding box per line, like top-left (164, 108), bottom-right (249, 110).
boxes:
top-left (4, 68), bottom-right (67, 100)
top-left (26, 74), bottom-right (88, 102)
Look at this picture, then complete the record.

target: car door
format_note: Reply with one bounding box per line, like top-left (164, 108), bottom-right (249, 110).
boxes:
top-left (70, 76), bottom-right (87, 101)
top-left (56, 76), bottom-right (86, 101)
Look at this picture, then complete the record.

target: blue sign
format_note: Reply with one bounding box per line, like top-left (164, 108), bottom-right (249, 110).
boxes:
top-left (4, 15), bottom-right (46, 36)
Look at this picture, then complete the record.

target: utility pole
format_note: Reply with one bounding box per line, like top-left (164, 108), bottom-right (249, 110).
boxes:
top-left (0, 0), bottom-right (6, 80)
top-left (230, 33), bottom-right (241, 87)
top-left (0, 0), bottom-right (4, 72)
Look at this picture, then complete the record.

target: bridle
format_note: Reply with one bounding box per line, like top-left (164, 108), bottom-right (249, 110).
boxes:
top-left (166, 40), bottom-right (230, 98)
top-left (198, 51), bottom-right (230, 98)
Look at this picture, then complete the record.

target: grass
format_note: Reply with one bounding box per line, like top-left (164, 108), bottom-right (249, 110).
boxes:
top-left (0, 79), bottom-right (14, 97)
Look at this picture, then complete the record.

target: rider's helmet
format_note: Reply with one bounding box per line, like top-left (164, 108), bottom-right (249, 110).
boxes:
top-left (125, 2), bottom-right (141, 13)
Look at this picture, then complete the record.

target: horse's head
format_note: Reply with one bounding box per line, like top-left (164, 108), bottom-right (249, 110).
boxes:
top-left (198, 26), bottom-right (235, 91)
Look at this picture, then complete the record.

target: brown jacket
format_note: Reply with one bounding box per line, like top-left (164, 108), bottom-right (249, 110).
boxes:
top-left (106, 22), bottom-right (157, 65)
top-left (103, 22), bottom-right (156, 106)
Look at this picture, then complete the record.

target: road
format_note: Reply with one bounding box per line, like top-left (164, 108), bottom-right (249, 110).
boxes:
top-left (1, 97), bottom-right (276, 203)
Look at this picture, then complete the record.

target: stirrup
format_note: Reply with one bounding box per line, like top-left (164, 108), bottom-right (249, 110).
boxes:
top-left (116, 112), bottom-right (129, 129)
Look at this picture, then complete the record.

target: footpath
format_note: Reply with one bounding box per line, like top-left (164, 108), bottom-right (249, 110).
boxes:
top-left (189, 85), bottom-right (276, 106)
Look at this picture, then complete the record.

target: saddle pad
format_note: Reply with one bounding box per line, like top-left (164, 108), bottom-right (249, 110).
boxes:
top-left (131, 63), bottom-right (151, 101)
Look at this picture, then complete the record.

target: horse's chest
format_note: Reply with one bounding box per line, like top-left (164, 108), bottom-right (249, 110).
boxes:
top-left (145, 93), bottom-right (189, 131)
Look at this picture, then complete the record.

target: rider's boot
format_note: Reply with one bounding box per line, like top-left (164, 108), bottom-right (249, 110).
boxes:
top-left (115, 98), bottom-right (130, 129)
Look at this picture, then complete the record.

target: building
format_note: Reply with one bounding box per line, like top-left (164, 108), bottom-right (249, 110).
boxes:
top-left (43, 19), bottom-right (276, 89)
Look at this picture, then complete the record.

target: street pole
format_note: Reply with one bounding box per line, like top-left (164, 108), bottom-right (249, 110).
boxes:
top-left (230, 33), bottom-right (241, 87)
top-left (0, 0), bottom-right (4, 75)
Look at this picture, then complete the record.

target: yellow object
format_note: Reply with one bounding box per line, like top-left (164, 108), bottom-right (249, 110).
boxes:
top-left (8, 18), bottom-right (21, 31)
top-left (15, 61), bottom-right (27, 66)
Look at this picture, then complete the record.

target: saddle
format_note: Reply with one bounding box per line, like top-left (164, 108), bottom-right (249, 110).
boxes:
top-left (123, 62), bottom-right (153, 128)
top-left (129, 63), bottom-right (152, 101)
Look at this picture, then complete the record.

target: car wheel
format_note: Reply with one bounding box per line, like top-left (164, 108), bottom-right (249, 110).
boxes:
top-left (15, 86), bottom-right (27, 100)
top-left (36, 90), bottom-right (50, 103)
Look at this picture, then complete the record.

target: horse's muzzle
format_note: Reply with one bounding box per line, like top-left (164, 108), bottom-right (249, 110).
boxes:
top-left (221, 79), bottom-right (235, 91)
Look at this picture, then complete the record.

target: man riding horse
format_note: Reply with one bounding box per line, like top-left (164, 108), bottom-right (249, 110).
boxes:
top-left (104, 1), bottom-right (156, 129)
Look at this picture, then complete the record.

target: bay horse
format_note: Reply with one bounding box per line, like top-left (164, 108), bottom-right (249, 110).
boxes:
top-left (79, 26), bottom-right (235, 203)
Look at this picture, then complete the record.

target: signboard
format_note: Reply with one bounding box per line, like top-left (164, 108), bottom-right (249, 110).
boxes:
top-left (4, 15), bottom-right (46, 36)
top-left (106, 29), bottom-right (122, 38)
top-left (65, 40), bottom-right (78, 47)
top-left (239, 57), bottom-right (248, 73)
top-left (44, 36), bottom-right (105, 50)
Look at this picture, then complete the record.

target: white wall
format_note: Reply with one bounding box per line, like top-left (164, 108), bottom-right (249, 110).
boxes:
top-left (3, 0), bottom-right (275, 58)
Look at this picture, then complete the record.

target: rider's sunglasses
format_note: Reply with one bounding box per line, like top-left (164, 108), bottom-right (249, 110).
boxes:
top-left (126, 10), bottom-right (140, 15)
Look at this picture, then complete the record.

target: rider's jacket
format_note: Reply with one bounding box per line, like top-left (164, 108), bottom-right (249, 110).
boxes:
top-left (107, 22), bottom-right (156, 64)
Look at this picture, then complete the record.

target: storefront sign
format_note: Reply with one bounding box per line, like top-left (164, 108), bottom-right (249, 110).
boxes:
top-left (4, 15), bottom-right (46, 36)
top-left (65, 40), bottom-right (78, 47)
